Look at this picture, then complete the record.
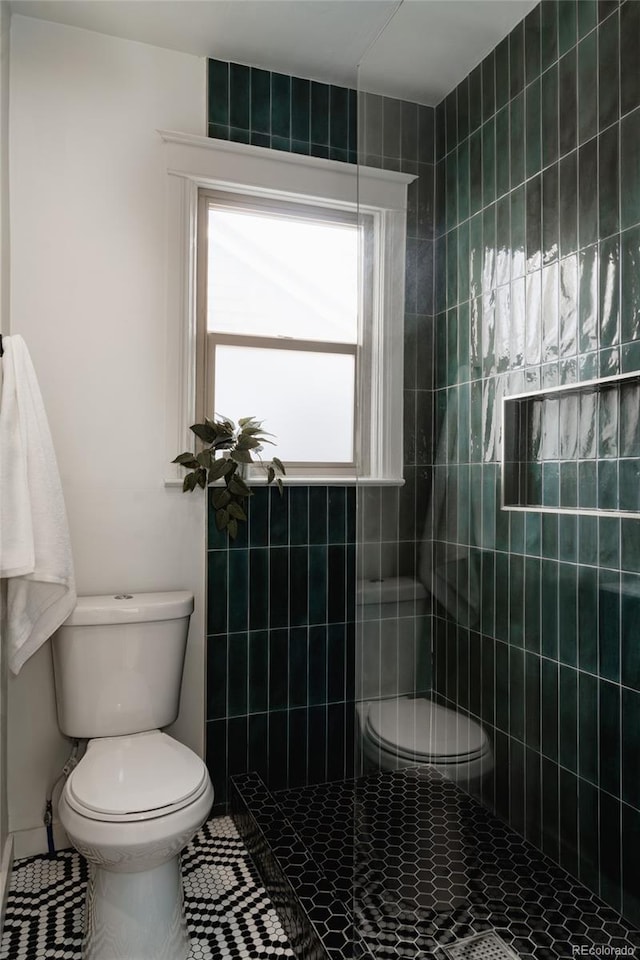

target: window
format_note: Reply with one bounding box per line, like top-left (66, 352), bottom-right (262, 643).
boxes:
top-left (161, 131), bottom-right (413, 485)
top-left (198, 191), bottom-right (364, 475)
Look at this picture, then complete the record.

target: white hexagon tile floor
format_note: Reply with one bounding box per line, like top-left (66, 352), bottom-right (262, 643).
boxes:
top-left (0, 816), bottom-right (294, 960)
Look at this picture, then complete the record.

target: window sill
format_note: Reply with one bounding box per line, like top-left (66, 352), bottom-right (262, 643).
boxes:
top-left (164, 475), bottom-right (405, 488)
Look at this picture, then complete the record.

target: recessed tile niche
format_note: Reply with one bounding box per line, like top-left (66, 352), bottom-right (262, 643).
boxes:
top-left (503, 372), bottom-right (640, 516)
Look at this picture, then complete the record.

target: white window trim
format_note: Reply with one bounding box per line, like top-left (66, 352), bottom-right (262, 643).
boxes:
top-left (160, 129), bottom-right (415, 487)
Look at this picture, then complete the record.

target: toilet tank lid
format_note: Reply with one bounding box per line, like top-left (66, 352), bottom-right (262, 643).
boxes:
top-left (62, 591), bottom-right (194, 627)
top-left (357, 576), bottom-right (427, 605)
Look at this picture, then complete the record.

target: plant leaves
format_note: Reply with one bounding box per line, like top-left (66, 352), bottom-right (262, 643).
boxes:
top-left (267, 466), bottom-right (275, 484)
top-left (236, 435), bottom-right (261, 451)
top-left (182, 472), bottom-right (198, 492)
top-left (237, 416), bottom-right (258, 427)
top-left (227, 517), bottom-right (238, 539)
top-left (227, 502), bottom-right (247, 521)
top-left (215, 507), bottom-right (229, 531)
top-left (229, 476), bottom-right (252, 497)
top-left (272, 457), bottom-right (286, 475)
top-left (197, 450), bottom-right (212, 468)
top-left (212, 488), bottom-right (231, 509)
top-left (190, 422), bottom-right (217, 443)
top-left (196, 468), bottom-right (207, 489)
top-left (231, 449), bottom-right (254, 464)
top-left (172, 452), bottom-right (199, 468)
top-left (208, 458), bottom-right (234, 482)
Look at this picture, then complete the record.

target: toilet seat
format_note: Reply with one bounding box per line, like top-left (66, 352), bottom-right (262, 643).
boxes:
top-left (364, 698), bottom-right (489, 765)
top-left (65, 730), bottom-right (209, 823)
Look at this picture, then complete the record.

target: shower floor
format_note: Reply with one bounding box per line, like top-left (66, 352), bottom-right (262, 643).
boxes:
top-left (231, 767), bottom-right (640, 960)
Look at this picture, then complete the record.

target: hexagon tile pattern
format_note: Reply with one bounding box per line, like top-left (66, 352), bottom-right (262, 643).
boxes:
top-left (231, 767), bottom-right (640, 960)
top-left (0, 816), bottom-right (294, 960)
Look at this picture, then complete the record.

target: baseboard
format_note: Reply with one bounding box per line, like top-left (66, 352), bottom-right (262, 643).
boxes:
top-left (11, 821), bottom-right (69, 860)
top-left (0, 834), bottom-right (13, 937)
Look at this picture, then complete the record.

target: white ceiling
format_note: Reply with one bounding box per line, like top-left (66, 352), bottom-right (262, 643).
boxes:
top-left (9, 0), bottom-right (539, 106)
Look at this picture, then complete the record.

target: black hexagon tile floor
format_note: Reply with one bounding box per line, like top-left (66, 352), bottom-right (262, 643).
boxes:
top-left (0, 816), bottom-right (293, 960)
top-left (231, 767), bottom-right (640, 960)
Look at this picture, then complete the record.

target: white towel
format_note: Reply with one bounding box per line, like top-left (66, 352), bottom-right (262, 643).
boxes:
top-left (0, 335), bottom-right (76, 674)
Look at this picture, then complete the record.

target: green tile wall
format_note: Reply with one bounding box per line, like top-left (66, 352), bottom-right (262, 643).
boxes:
top-left (206, 61), bottom-right (435, 810)
top-left (431, 0), bottom-right (640, 924)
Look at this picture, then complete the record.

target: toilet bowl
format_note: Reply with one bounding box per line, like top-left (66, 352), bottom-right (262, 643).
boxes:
top-left (52, 592), bottom-right (213, 960)
top-left (357, 697), bottom-right (493, 786)
top-left (356, 577), bottom-right (493, 790)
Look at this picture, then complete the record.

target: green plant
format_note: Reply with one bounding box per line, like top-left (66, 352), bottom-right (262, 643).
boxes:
top-left (173, 416), bottom-right (286, 539)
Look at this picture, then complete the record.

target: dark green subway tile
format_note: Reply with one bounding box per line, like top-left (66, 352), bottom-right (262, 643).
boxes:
top-left (578, 777), bottom-right (600, 891)
top-left (541, 0), bottom-right (559, 72)
top-left (307, 624), bottom-right (327, 706)
top-left (599, 10), bottom-right (620, 130)
top-left (249, 548), bottom-right (268, 630)
top-left (229, 63), bottom-right (250, 130)
top-left (620, 458), bottom-right (640, 511)
top-left (228, 548), bottom-right (249, 632)
top-left (541, 657), bottom-right (559, 760)
top-left (495, 36), bottom-right (510, 111)
top-left (208, 122), bottom-right (229, 141)
top-left (525, 77), bottom-right (542, 178)
top-left (525, 5), bottom-right (542, 85)
top-left (267, 710), bottom-right (287, 790)
top-left (509, 646), bottom-right (525, 742)
top-left (600, 235), bottom-right (621, 348)
top-left (559, 0), bottom-right (578, 56)
top-left (383, 96), bottom-right (401, 159)
top-left (269, 548), bottom-right (288, 628)
top-left (542, 64), bottom-right (559, 167)
top-left (227, 632), bottom-right (248, 717)
top-left (525, 747), bottom-right (541, 844)
top-left (599, 792), bottom-right (622, 911)
top-left (229, 127), bottom-right (250, 145)
top-left (525, 652), bottom-right (541, 751)
top-left (560, 666), bottom-right (579, 770)
top-left (510, 92), bottom-right (525, 189)
top-left (268, 628), bottom-right (288, 710)
top-left (401, 99), bottom-right (418, 160)
top-left (310, 81), bottom-right (329, 146)
top-left (289, 546), bottom-right (309, 627)
top-left (622, 686), bottom-right (640, 806)
top-left (578, 670), bottom-right (599, 784)
top-left (308, 545), bottom-right (328, 624)
top-left (482, 51), bottom-right (495, 123)
top-left (622, 572), bottom-right (640, 690)
top-left (542, 559), bottom-right (559, 659)
top-left (579, 565), bottom-right (599, 672)
top-left (348, 89), bottom-right (358, 158)
top-left (435, 100), bottom-right (446, 161)
top-left (250, 131), bottom-right (270, 148)
top-left (291, 77), bottom-right (310, 144)
top-left (309, 487), bottom-right (328, 543)
top-left (578, 140), bottom-right (599, 248)
top-left (543, 164), bottom-right (559, 264)
top-left (620, 0), bottom-right (640, 116)
top-left (270, 73), bottom-right (290, 140)
top-left (469, 129), bottom-right (482, 217)
top-left (248, 630), bottom-right (268, 713)
top-left (445, 89), bottom-right (457, 155)
top-left (208, 59), bottom-right (229, 126)
top-left (446, 151), bottom-right (458, 233)
top-left (622, 519), bottom-right (640, 572)
top-left (458, 140), bottom-right (470, 223)
top-left (495, 107), bottom-right (510, 199)
top-left (469, 62), bottom-right (483, 134)
top-left (330, 85), bottom-right (348, 151)
top-left (208, 549), bottom-right (228, 635)
top-left (599, 124), bottom-right (620, 239)
top-left (578, 32), bottom-right (598, 144)
top-left (250, 67), bottom-right (271, 134)
top-left (578, 0), bottom-right (598, 38)
top-left (621, 107), bottom-right (640, 232)
top-left (495, 553), bottom-right (510, 642)
top-left (623, 805), bottom-right (640, 925)
top-left (511, 184), bottom-right (526, 278)
top-left (559, 563), bottom-right (578, 666)
top-left (482, 118), bottom-right (495, 208)
top-left (541, 755), bottom-right (559, 860)
top-left (598, 458), bottom-right (618, 510)
top-left (510, 20), bottom-right (526, 100)
top-left (559, 767), bottom-right (579, 878)
top-left (600, 679), bottom-right (621, 796)
top-left (622, 225), bottom-right (640, 343)
top-left (206, 634), bottom-right (227, 720)
top-left (559, 49), bottom-right (578, 157)
top-left (455, 77), bottom-right (469, 144)
top-left (579, 244), bottom-right (599, 353)
top-left (526, 174), bottom-right (542, 273)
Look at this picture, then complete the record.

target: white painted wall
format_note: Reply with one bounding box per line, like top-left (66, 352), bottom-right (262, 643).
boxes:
top-left (8, 14), bottom-right (207, 855)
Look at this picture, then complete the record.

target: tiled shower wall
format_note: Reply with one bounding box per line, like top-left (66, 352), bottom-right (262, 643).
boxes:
top-left (430, 0), bottom-right (640, 924)
top-left (205, 61), bottom-right (435, 808)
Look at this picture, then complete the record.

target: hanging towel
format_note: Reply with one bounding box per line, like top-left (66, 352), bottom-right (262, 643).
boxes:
top-left (0, 335), bottom-right (76, 674)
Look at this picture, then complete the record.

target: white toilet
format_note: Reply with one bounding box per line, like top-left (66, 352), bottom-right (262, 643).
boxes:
top-left (52, 591), bottom-right (213, 960)
top-left (356, 577), bottom-right (493, 788)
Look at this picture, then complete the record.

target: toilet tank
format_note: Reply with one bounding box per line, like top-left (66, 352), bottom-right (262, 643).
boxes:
top-left (52, 591), bottom-right (194, 739)
top-left (356, 577), bottom-right (427, 701)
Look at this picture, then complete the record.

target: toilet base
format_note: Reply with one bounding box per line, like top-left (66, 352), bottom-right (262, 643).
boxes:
top-left (83, 855), bottom-right (189, 960)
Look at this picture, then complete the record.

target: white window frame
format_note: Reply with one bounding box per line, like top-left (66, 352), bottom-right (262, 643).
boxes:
top-left (160, 130), bottom-right (415, 486)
